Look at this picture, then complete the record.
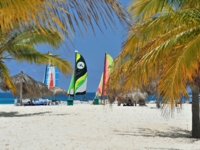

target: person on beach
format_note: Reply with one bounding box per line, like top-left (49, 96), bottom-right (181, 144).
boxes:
top-left (127, 99), bottom-right (133, 106)
top-left (83, 97), bottom-right (86, 101)
top-left (133, 101), bottom-right (137, 106)
top-left (123, 99), bottom-right (133, 106)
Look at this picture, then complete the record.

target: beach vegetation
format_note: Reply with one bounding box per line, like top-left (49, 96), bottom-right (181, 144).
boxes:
top-left (0, 27), bottom-right (72, 93)
top-left (0, 0), bottom-right (130, 40)
top-left (108, 0), bottom-right (200, 138)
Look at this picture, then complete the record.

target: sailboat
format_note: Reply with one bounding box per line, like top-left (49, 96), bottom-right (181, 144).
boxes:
top-left (96, 53), bottom-right (113, 104)
top-left (43, 54), bottom-right (59, 89)
top-left (68, 50), bottom-right (88, 100)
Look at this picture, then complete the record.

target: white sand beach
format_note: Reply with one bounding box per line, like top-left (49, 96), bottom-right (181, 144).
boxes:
top-left (0, 104), bottom-right (199, 150)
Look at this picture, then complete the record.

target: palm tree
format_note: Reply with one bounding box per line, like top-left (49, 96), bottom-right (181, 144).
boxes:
top-left (0, 0), bottom-right (130, 38)
top-left (0, 27), bottom-right (72, 93)
top-left (108, 0), bottom-right (200, 138)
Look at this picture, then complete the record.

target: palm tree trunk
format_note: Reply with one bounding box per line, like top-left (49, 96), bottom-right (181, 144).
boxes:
top-left (156, 95), bottom-right (160, 108)
top-left (20, 82), bottom-right (22, 106)
top-left (191, 84), bottom-right (200, 138)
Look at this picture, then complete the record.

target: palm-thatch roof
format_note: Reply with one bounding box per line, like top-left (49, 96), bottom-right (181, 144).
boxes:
top-left (108, 89), bottom-right (148, 104)
top-left (37, 81), bottom-right (53, 97)
top-left (141, 80), bottom-right (158, 95)
top-left (50, 86), bottom-right (67, 96)
top-left (127, 89), bottom-right (147, 101)
top-left (0, 71), bottom-right (52, 99)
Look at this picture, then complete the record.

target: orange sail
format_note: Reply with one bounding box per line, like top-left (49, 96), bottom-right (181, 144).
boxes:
top-left (96, 53), bottom-right (113, 97)
top-left (97, 73), bottom-right (103, 97)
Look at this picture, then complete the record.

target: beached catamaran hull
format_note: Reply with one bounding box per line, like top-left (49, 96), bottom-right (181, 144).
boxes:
top-left (68, 51), bottom-right (88, 97)
top-left (96, 53), bottom-right (113, 100)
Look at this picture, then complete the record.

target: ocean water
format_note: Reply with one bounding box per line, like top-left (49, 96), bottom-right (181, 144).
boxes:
top-left (0, 92), bottom-right (96, 104)
top-left (0, 92), bottom-right (163, 105)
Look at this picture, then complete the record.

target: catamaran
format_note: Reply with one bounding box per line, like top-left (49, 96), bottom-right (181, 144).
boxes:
top-left (43, 53), bottom-right (59, 89)
top-left (68, 50), bottom-right (88, 100)
top-left (95, 53), bottom-right (113, 104)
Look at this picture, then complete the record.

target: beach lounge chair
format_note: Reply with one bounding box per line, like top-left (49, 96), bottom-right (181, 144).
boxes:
top-left (33, 100), bottom-right (47, 105)
top-left (23, 99), bottom-right (48, 106)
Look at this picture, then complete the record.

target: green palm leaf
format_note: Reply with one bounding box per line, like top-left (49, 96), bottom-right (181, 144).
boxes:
top-left (0, 62), bottom-right (15, 93)
top-left (110, 0), bottom-right (200, 139)
top-left (0, 0), bottom-right (130, 37)
top-left (110, 0), bottom-right (200, 105)
top-left (0, 27), bottom-right (72, 92)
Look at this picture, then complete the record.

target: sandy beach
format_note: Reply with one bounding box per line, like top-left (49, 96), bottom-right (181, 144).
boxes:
top-left (0, 104), bottom-right (199, 150)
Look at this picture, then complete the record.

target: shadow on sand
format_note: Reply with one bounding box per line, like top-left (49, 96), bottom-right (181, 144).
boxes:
top-left (114, 127), bottom-right (191, 138)
top-left (0, 111), bottom-right (72, 117)
top-left (0, 111), bottom-right (53, 117)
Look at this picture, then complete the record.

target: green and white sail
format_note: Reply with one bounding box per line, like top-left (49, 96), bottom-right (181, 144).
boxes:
top-left (67, 73), bottom-right (74, 95)
top-left (68, 51), bottom-right (88, 96)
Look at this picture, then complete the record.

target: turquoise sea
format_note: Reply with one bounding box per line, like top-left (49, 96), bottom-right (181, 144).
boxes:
top-left (0, 92), bottom-right (96, 104)
top-left (0, 92), bottom-right (160, 104)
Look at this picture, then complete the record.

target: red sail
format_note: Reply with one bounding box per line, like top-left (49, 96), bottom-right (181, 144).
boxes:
top-left (101, 53), bottom-right (113, 96)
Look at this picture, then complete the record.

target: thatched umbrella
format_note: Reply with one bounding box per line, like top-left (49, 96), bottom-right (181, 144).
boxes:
top-left (128, 90), bottom-right (147, 101)
top-left (37, 81), bottom-right (53, 97)
top-left (113, 89), bottom-right (147, 105)
top-left (127, 89), bottom-right (147, 105)
top-left (50, 86), bottom-right (67, 100)
top-left (50, 86), bottom-right (67, 95)
top-left (141, 80), bottom-right (161, 107)
top-left (0, 71), bottom-right (52, 105)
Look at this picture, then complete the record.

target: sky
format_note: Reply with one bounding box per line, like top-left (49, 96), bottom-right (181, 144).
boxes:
top-left (6, 0), bottom-right (130, 92)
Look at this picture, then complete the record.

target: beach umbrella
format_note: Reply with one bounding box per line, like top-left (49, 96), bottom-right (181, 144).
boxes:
top-left (126, 89), bottom-right (147, 106)
top-left (117, 90), bottom-right (147, 102)
top-left (37, 81), bottom-right (53, 97)
top-left (50, 86), bottom-right (67, 95)
top-left (142, 80), bottom-right (158, 95)
top-left (0, 71), bottom-right (52, 105)
top-left (128, 89), bottom-right (147, 101)
top-left (50, 86), bottom-right (67, 100)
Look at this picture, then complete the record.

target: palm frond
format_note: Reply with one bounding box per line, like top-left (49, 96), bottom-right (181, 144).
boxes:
top-left (0, 28), bottom-right (63, 51)
top-left (128, 0), bottom-right (174, 21)
top-left (109, 0), bottom-right (200, 109)
top-left (0, 62), bottom-right (16, 93)
top-left (0, 0), bottom-right (130, 37)
top-left (0, 26), bottom-right (72, 77)
top-left (4, 48), bottom-right (72, 75)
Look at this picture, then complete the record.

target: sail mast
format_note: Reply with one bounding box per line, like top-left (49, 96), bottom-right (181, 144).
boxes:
top-left (74, 50), bottom-right (78, 99)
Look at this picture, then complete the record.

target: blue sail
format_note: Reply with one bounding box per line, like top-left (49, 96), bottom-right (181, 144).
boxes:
top-left (43, 64), bottom-right (59, 89)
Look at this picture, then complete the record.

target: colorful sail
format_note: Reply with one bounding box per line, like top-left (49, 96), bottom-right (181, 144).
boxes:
top-left (96, 53), bottom-right (113, 97)
top-left (68, 51), bottom-right (88, 96)
top-left (67, 73), bottom-right (74, 95)
top-left (96, 73), bottom-right (103, 97)
top-left (43, 64), bottom-right (59, 89)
